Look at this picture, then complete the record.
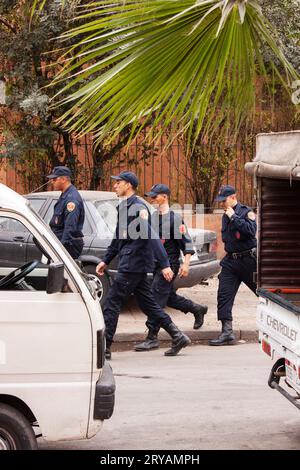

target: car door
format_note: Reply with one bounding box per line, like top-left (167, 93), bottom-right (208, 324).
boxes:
top-left (0, 216), bottom-right (30, 266)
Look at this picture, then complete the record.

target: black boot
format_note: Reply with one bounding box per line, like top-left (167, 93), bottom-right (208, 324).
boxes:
top-left (191, 304), bottom-right (208, 330)
top-left (163, 322), bottom-right (191, 356)
top-left (134, 326), bottom-right (160, 352)
top-left (208, 320), bottom-right (236, 346)
top-left (105, 347), bottom-right (112, 360)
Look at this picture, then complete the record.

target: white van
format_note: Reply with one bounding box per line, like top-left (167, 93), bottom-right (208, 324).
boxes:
top-left (0, 184), bottom-right (115, 449)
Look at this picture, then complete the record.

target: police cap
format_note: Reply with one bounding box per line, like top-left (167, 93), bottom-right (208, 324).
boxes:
top-left (47, 166), bottom-right (72, 180)
top-left (111, 171), bottom-right (138, 189)
top-left (144, 184), bottom-right (170, 197)
top-left (215, 185), bottom-right (236, 202)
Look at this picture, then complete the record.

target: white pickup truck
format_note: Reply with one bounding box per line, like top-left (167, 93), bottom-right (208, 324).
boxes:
top-left (0, 183), bottom-right (115, 449)
top-left (245, 130), bottom-right (300, 409)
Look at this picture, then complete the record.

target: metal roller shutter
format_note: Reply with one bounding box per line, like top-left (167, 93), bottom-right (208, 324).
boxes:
top-left (259, 178), bottom-right (300, 289)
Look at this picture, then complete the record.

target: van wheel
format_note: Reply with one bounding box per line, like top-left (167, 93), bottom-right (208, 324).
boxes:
top-left (0, 404), bottom-right (37, 450)
top-left (83, 264), bottom-right (110, 307)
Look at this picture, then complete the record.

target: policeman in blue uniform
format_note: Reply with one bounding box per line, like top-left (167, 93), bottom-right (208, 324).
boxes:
top-left (209, 185), bottom-right (257, 346)
top-left (134, 184), bottom-right (208, 353)
top-left (96, 171), bottom-right (191, 360)
top-left (47, 166), bottom-right (84, 259)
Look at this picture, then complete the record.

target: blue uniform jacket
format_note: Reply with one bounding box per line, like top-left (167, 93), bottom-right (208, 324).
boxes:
top-left (49, 184), bottom-right (84, 249)
top-left (151, 210), bottom-right (195, 268)
top-left (103, 194), bottom-right (170, 273)
top-left (222, 202), bottom-right (257, 253)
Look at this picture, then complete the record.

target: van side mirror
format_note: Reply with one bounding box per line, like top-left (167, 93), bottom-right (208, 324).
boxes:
top-left (46, 263), bottom-right (64, 294)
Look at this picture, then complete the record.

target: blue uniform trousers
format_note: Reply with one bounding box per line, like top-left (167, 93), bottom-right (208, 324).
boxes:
top-left (145, 270), bottom-right (195, 331)
top-left (217, 253), bottom-right (257, 321)
top-left (65, 239), bottom-right (84, 259)
top-left (104, 272), bottom-right (172, 347)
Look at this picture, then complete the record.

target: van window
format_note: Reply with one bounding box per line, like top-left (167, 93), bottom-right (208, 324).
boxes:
top-left (0, 215), bottom-right (53, 291)
top-left (0, 216), bottom-right (27, 233)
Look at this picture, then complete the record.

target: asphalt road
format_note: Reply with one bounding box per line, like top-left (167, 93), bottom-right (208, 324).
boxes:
top-left (40, 343), bottom-right (300, 450)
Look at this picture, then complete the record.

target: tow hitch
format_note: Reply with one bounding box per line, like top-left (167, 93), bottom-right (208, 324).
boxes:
top-left (268, 358), bottom-right (300, 410)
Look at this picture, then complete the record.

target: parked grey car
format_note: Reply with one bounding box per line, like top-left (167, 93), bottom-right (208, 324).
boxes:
top-left (0, 190), bottom-right (219, 305)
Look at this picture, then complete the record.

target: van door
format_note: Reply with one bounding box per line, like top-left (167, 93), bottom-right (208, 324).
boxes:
top-left (0, 212), bottom-right (93, 441)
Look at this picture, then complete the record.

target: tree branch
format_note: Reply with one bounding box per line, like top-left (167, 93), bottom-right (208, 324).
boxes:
top-left (0, 17), bottom-right (17, 34)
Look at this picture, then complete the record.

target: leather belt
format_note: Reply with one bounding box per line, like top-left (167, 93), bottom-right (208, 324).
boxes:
top-left (227, 248), bottom-right (256, 260)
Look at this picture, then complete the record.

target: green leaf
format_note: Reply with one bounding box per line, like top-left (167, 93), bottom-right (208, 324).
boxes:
top-left (44, 0), bottom-right (299, 149)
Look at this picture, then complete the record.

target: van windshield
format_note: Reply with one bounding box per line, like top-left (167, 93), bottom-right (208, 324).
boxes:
top-left (25, 205), bottom-right (97, 297)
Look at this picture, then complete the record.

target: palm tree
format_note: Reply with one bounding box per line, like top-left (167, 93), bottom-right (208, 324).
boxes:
top-left (32, 0), bottom-right (299, 148)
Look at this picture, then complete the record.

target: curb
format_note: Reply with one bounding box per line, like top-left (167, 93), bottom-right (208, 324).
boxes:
top-left (112, 329), bottom-right (259, 352)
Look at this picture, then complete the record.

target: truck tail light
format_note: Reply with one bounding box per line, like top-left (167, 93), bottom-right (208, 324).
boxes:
top-left (285, 359), bottom-right (298, 375)
top-left (262, 339), bottom-right (271, 356)
top-left (209, 241), bottom-right (218, 253)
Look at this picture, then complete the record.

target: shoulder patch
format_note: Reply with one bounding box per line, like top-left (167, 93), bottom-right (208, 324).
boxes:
top-left (179, 224), bottom-right (186, 234)
top-left (140, 209), bottom-right (149, 220)
top-left (247, 211), bottom-right (256, 221)
top-left (67, 202), bottom-right (76, 212)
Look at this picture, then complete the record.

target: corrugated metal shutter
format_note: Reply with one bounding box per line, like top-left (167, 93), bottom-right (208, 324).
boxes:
top-left (259, 178), bottom-right (300, 288)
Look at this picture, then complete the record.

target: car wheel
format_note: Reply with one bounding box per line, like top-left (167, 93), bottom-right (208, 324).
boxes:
top-left (0, 403), bottom-right (37, 450)
top-left (83, 264), bottom-right (110, 307)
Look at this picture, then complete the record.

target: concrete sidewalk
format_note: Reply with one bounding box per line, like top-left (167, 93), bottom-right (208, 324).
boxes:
top-left (112, 277), bottom-right (258, 351)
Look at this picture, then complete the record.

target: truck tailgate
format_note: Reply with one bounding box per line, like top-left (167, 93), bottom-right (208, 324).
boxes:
top-left (258, 289), bottom-right (300, 354)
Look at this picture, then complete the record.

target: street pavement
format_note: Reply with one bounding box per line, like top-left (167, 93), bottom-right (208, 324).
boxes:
top-left (40, 344), bottom-right (300, 450)
top-left (113, 276), bottom-right (258, 351)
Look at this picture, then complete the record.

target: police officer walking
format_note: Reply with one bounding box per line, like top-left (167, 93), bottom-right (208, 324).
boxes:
top-left (96, 171), bottom-right (191, 360)
top-left (209, 185), bottom-right (257, 346)
top-left (134, 184), bottom-right (208, 354)
top-left (47, 166), bottom-right (85, 259)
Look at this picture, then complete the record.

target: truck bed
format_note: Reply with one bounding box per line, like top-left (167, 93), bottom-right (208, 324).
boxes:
top-left (258, 288), bottom-right (300, 316)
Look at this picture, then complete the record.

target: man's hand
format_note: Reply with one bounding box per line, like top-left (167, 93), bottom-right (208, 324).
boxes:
top-left (225, 207), bottom-right (235, 219)
top-left (96, 261), bottom-right (107, 276)
top-left (161, 267), bottom-right (174, 282)
top-left (178, 264), bottom-right (189, 278)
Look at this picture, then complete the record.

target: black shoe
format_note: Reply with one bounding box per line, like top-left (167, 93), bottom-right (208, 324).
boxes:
top-left (208, 320), bottom-right (236, 346)
top-left (134, 327), bottom-right (160, 351)
top-left (134, 338), bottom-right (159, 351)
top-left (164, 334), bottom-right (191, 356)
top-left (208, 333), bottom-right (236, 346)
top-left (105, 348), bottom-right (112, 360)
top-left (193, 305), bottom-right (208, 330)
top-left (163, 322), bottom-right (191, 356)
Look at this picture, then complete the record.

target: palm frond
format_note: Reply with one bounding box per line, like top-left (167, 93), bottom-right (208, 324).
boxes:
top-left (41, 1), bottom-right (299, 148)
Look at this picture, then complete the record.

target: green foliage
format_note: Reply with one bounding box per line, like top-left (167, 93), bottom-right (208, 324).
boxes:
top-left (23, 0), bottom-right (300, 207)
top-left (42, 0), bottom-right (299, 152)
top-left (182, 1), bottom-right (300, 210)
top-left (262, 0), bottom-right (300, 71)
top-left (0, 0), bottom-right (90, 191)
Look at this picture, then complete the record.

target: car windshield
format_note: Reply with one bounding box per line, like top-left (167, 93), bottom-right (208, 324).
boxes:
top-left (91, 197), bottom-right (156, 236)
top-left (89, 199), bottom-right (119, 236)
